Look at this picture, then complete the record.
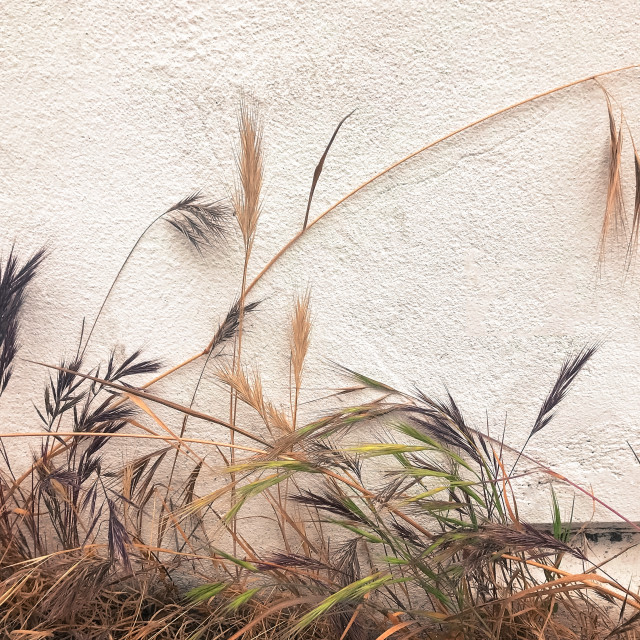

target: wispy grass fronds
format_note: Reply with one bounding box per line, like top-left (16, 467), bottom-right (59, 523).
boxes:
top-left (5, 80), bottom-right (640, 639)
top-left (291, 292), bottom-right (311, 392)
top-left (102, 347), bottom-right (162, 382)
top-left (31, 360), bottom-right (270, 445)
top-left (107, 497), bottom-right (132, 570)
top-left (456, 520), bottom-right (586, 563)
top-left (216, 363), bottom-right (291, 435)
top-left (404, 391), bottom-right (483, 465)
top-left (292, 488), bottom-right (368, 523)
top-left (507, 343), bottom-right (599, 476)
top-left (308, 440), bottom-right (363, 480)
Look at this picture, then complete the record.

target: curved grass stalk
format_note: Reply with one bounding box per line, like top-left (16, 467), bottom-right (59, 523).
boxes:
top-left (140, 63), bottom-right (640, 393)
top-left (80, 193), bottom-right (229, 357)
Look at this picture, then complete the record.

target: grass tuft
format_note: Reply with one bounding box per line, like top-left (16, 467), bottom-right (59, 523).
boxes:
top-left (4, 74), bottom-right (640, 638)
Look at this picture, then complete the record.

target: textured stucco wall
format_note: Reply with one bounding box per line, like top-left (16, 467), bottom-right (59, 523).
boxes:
top-left (2, 1), bottom-right (640, 529)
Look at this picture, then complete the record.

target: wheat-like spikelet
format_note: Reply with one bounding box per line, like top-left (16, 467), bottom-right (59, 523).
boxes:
top-left (233, 99), bottom-right (263, 252)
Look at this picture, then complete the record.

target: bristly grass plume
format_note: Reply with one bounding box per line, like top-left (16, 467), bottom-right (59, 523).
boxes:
top-left (0, 246), bottom-right (46, 397)
top-left (165, 191), bottom-right (232, 254)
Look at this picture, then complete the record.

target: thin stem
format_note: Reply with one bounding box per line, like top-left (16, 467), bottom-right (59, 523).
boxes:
top-left (164, 346), bottom-right (222, 498)
top-left (139, 350), bottom-right (207, 389)
top-left (245, 64), bottom-right (640, 297)
top-left (138, 64), bottom-right (640, 390)
top-left (508, 433), bottom-right (533, 476)
top-left (81, 212), bottom-right (165, 356)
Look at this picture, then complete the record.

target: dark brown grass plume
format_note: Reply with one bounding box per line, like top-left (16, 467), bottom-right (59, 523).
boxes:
top-left (233, 99), bottom-right (264, 253)
top-left (0, 246), bottom-right (46, 398)
top-left (165, 191), bottom-right (232, 254)
top-left (291, 290), bottom-right (311, 429)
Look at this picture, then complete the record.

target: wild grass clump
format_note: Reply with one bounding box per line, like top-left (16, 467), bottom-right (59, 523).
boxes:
top-left (3, 69), bottom-right (640, 639)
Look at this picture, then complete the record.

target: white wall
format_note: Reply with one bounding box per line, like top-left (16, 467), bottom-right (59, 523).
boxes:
top-left (2, 0), bottom-right (640, 524)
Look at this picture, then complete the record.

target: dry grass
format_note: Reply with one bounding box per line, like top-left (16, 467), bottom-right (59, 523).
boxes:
top-left (3, 69), bottom-right (640, 639)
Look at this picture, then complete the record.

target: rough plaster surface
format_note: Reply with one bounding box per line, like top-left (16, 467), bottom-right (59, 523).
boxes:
top-left (2, 0), bottom-right (640, 538)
